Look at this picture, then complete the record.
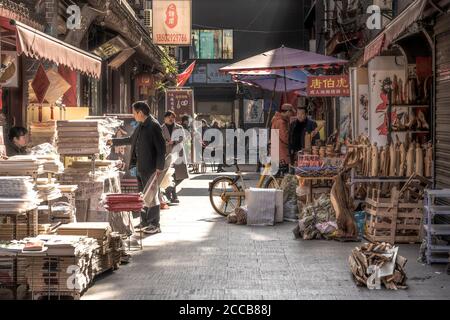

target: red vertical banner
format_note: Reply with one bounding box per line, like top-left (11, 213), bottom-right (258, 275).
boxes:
top-left (58, 65), bottom-right (77, 107)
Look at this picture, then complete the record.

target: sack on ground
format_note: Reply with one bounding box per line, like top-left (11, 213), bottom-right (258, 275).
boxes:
top-left (245, 188), bottom-right (276, 226)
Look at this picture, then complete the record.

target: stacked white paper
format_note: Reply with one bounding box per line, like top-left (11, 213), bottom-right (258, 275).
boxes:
top-left (0, 177), bottom-right (39, 212)
top-left (0, 156), bottom-right (44, 176)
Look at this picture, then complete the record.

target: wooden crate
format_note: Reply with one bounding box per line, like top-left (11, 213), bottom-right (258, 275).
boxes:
top-left (364, 189), bottom-right (423, 244)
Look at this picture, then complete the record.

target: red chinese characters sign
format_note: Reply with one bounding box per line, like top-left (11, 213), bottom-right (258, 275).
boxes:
top-left (153, 0), bottom-right (192, 45)
top-left (307, 75), bottom-right (350, 97)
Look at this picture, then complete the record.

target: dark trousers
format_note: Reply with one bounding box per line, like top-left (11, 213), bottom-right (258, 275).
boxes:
top-left (137, 171), bottom-right (160, 227)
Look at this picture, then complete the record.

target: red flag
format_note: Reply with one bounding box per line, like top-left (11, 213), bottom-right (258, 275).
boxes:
top-left (177, 61), bottom-right (196, 87)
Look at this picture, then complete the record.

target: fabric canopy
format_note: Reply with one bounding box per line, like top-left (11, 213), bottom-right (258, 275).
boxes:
top-left (363, 0), bottom-right (428, 65)
top-left (14, 21), bottom-right (102, 79)
top-left (232, 69), bottom-right (309, 92)
top-left (220, 46), bottom-right (347, 73)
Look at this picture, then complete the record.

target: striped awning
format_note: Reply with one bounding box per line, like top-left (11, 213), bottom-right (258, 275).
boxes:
top-left (14, 21), bottom-right (102, 78)
top-left (363, 0), bottom-right (428, 65)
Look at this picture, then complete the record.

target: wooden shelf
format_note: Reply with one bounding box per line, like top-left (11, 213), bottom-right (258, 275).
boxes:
top-left (423, 224), bottom-right (450, 235)
top-left (425, 205), bottom-right (450, 215)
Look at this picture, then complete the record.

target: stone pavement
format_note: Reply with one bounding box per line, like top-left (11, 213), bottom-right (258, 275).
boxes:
top-left (83, 170), bottom-right (450, 300)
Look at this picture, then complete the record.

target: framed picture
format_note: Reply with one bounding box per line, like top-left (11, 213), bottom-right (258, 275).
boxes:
top-left (244, 99), bottom-right (264, 123)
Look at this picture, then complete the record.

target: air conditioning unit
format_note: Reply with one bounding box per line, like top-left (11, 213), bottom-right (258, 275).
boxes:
top-left (373, 0), bottom-right (392, 11)
top-left (144, 0), bottom-right (152, 10)
top-left (144, 9), bottom-right (152, 30)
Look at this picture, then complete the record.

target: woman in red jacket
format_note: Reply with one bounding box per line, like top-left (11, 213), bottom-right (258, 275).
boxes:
top-left (271, 103), bottom-right (294, 167)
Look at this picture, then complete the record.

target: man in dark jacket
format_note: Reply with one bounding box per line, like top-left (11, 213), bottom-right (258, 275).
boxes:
top-left (289, 108), bottom-right (320, 161)
top-left (6, 126), bottom-right (29, 157)
top-left (110, 101), bottom-right (166, 234)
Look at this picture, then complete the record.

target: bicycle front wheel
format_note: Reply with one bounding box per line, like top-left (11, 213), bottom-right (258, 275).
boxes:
top-left (209, 176), bottom-right (242, 216)
top-left (263, 176), bottom-right (282, 189)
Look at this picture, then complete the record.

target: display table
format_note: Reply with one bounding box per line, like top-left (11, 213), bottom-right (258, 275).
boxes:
top-left (296, 175), bottom-right (336, 204)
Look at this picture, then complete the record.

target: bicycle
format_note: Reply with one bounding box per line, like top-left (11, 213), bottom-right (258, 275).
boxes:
top-left (208, 160), bottom-right (288, 216)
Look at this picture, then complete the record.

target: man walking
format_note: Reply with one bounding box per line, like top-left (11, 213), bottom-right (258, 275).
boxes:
top-left (161, 110), bottom-right (188, 204)
top-left (110, 101), bottom-right (166, 234)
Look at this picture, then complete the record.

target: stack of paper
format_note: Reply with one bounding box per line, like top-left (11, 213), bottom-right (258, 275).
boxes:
top-left (49, 202), bottom-right (76, 224)
top-left (30, 143), bottom-right (64, 173)
top-left (85, 116), bottom-right (123, 157)
top-left (0, 177), bottom-right (39, 213)
top-left (30, 121), bottom-right (56, 146)
top-left (55, 223), bottom-right (120, 272)
top-left (35, 181), bottom-right (62, 202)
top-left (23, 235), bottom-right (100, 294)
top-left (0, 156), bottom-right (44, 176)
top-left (0, 210), bottom-right (38, 240)
top-left (56, 120), bottom-right (101, 155)
top-left (104, 193), bottom-right (143, 212)
top-left (0, 243), bottom-right (27, 287)
top-left (56, 223), bottom-right (111, 251)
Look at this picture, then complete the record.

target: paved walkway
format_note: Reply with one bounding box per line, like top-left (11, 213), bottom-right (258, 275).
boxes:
top-left (83, 171), bottom-right (450, 300)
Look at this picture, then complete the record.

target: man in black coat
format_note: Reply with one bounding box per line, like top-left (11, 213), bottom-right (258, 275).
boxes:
top-left (110, 101), bottom-right (166, 234)
top-left (289, 108), bottom-right (320, 162)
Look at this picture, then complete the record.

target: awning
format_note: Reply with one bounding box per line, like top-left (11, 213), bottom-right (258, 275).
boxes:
top-left (14, 21), bottom-right (102, 79)
top-left (363, 0), bottom-right (428, 65)
top-left (363, 34), bottom-right (385, 65)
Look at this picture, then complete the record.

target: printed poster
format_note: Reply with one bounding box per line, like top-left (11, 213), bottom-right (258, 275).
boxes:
top-left (244, 99), bottom-right (264, 124)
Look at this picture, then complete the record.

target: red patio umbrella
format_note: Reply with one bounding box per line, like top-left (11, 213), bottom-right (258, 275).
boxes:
top-left (220, 46), bottom-right (347, 73)
top-left (221, 46), bottom-right (347, 127)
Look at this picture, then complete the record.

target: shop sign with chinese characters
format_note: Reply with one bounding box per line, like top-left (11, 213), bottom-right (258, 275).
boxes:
top-left (165, 88), bottom-right (194, 121)
top-left (307, 75), bottom-right (350, 97)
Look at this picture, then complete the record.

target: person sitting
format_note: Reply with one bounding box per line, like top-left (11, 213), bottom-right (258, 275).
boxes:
top-left (6, 126), bottom-right (29, 157)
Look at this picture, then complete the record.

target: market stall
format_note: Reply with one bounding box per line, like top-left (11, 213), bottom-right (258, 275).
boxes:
top-left (0, 18), bottom-right (140, 299)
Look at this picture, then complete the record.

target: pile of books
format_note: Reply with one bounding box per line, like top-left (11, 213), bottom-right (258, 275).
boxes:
top-left (30, 121), bottom-right (56, 146)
